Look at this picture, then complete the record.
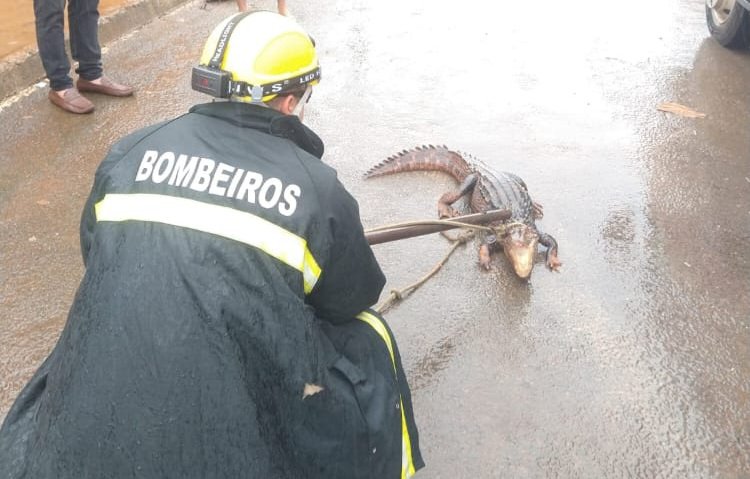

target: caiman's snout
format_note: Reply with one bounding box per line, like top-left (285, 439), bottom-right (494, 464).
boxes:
top-left (502, 224), bottom-right (539, 280)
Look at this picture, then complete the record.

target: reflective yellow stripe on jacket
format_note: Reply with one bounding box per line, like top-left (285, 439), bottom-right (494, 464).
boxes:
top-left (356, 310), bottom-right (417, 479)
top-left (95, 193), bottom-right (321, 293)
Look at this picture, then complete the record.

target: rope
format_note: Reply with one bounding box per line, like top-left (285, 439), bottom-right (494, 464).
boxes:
top-left (374, 228), bottom-right (475, 315)
top-left (369, 214), bottom-right (520, 314)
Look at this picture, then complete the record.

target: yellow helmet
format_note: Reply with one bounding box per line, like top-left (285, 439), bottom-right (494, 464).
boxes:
top-left (192, 11), bottom-right (320, 103)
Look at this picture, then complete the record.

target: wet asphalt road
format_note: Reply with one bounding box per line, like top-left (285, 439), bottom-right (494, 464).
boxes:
top-left (1, 0), bottom-right (749, 477)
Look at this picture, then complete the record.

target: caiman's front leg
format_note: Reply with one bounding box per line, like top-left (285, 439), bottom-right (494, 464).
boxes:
top-left (478, 234), bottom-right (498, 270)
top-left (438, 173), bottom-right (479, 218)
top-left (539, 232), bottom-right (562, 271)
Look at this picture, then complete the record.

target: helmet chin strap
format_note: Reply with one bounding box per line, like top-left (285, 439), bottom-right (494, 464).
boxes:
top-left (291, 84), bottom-right (312, 117)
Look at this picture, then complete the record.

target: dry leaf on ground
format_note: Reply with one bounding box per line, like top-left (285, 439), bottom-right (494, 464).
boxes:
top-left (657, 102), bottom-right (706, 118)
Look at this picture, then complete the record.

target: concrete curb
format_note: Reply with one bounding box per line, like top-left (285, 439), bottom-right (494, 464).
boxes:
top-left (0, 0), bottom-right (192, 102)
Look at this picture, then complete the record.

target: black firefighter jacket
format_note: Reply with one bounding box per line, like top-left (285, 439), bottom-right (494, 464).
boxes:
top-left (0, 102), bottom-right (423, 479)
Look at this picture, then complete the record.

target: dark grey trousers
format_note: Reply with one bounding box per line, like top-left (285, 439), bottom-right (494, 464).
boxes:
top-left (34, 0), bottom-right (103, 90)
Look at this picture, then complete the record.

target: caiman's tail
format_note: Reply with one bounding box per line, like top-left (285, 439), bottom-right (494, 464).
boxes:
top-left (363, 144), bottom-right (473, 181)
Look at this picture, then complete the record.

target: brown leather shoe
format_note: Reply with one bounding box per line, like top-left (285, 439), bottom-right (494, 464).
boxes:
top-left (76, 75), bottom-right (134, 97)
top-left (48, 88), bottom-right (95, 114)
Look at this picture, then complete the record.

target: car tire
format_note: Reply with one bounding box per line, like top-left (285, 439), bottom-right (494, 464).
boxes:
top-left (706, 1), bottom-right (750, 49)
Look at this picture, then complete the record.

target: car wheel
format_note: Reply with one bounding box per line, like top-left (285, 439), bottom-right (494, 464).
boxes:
top-left (706, 0), bottom-right (750, 48)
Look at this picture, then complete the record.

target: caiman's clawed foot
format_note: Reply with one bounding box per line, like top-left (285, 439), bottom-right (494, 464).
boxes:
top-left (546, 252), bottom-right (562, 272)
top-left (539, 233), bottom-right (560, 272)
top-left (532, 201), bottom-right (544, 219)
top-left (479, 244), bottom-right (492, 270)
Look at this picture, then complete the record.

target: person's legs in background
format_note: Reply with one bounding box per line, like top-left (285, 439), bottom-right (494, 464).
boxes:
top-left (34, 0), bottom-right (74, 91)
top-left (34, 0), bottom-right (95, 113)
top-left (69, 0), bottom-right (134, 98)
top-left (68, 0), bottom-right (103, 82)
top-left (236, 0), bottom-right (287, 15)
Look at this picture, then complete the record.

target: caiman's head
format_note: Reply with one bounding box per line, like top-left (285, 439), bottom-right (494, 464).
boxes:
top-left (500, 223), bottom-right (539, 280)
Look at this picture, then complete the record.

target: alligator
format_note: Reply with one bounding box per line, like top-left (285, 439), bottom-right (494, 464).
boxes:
top-left (364, 145), bottom-right (561, 279)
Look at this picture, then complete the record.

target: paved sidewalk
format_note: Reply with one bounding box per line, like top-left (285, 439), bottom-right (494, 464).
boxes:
top-left (0, 0), bottom-right (191, 102)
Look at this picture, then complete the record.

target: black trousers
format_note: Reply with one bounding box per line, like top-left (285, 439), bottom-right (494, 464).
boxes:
top-left (34, 0), bottom-right (103, 90)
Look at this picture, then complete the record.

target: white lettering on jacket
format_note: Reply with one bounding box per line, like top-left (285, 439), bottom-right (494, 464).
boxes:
top-left (135, 150), bottom-right (301, 216)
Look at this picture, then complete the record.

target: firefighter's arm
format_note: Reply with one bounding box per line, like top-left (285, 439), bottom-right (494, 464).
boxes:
top-left (308, 185), bottom-right (385, 324)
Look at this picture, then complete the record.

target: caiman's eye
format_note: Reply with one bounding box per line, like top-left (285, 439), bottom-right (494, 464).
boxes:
top-left (486, 234), bottom-right (497, 244)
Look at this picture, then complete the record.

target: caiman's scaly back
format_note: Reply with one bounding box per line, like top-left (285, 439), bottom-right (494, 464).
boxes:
top-left (363, 145), bottom-right (474, 182)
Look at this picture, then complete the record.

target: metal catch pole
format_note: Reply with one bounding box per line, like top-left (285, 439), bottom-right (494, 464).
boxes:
top-left (365, 209), bottom-right (511, 245)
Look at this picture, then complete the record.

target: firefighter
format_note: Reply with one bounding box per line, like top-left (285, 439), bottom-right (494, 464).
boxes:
top-left (0, 11), bottom-right (423, 479)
